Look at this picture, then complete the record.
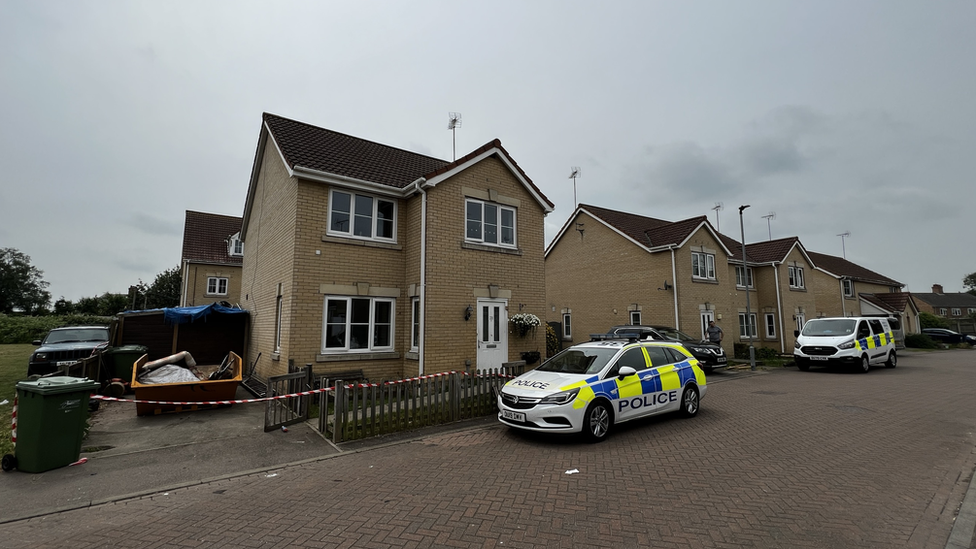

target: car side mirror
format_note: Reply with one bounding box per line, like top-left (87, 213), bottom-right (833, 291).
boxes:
top-left (793, 330), bottom-right (800, 338)
top-left (617, 366), bottom-right (637, 379)
top-left (32, 340), bottom-right (41, 346)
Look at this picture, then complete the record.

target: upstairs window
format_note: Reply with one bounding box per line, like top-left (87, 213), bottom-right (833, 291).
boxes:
top-left (735, 266), bottom-right (753, 288)
top-left (329, 190), bottom-right (396, 242)
top-left (228, 233), bottom-right (244, 257)
top-left (465, 199), bottom-right (516, 247)
top-left (843, 279), bottom-right (854, 297)
top-left (207, 277), bottom-right (228, 296)
top-left (692, 252), bottom-right (716, 281)
top-left (789, 266), bottom-right (805, 289)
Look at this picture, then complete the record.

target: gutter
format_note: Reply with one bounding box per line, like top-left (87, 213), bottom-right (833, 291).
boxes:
top-left (772, 262), bottom-right (785, 354)
top-left (410, 177), bottom-right (428, 375)
top-left (669, 246), bottom-right (679, 329)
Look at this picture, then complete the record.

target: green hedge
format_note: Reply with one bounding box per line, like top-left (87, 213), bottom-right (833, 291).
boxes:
top-left (0, 314), bottom-right (113, 345)
top-left (733, 343), bottom-right (779, 360)
top-left (905, 333), bottom-right (939, 349)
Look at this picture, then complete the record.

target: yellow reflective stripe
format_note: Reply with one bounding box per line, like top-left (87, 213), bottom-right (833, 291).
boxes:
top-left (658, 365), bottom-right (681, 390)
top-left (559, 380), bottom-right (589, 391)
top-left (616, 376), bottom-right (643, 399)
top-left (573, 385), bottom-right (595, 410)
top-left (694, 363), bottom-right (707, 385)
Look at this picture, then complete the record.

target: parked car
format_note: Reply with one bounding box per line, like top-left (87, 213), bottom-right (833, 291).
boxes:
top-left (498, 338), bottom-right (706, 442)
top-left (794, 317), bottom-right (896, 373)
top-left (608, 325), bottom-right (728, 372)
top-left (28, 326), bottom-right (110, 377)
top-left (922, 328), bottom-right (976, 346)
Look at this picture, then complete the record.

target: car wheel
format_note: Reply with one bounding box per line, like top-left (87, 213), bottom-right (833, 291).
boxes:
top-left (857, 355), bottom-right (870, 374)
top-left (797, 360), bottom-right (810, 371)
top-left (679, 385), bottom-right (700, 418)
top-left (885, 351), bottom-right (897, 368)
top-left (582, 401), bottom-right (612, 443)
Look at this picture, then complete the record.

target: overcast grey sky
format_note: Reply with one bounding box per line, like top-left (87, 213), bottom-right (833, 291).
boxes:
top-left (2, 1), bottom-right (974, 303)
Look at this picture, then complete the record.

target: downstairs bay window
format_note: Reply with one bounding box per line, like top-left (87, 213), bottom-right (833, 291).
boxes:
top-left (322, 296), bottom-right (395, 352)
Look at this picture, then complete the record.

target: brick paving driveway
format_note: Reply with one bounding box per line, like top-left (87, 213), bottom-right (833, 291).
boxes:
top-left (2, 350), bottom-right (975, 549)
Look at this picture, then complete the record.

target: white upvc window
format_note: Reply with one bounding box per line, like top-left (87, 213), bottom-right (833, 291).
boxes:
top-left (630, 311), bottom-right (642, 325)
top-left (843, 279), bottom-right (854, 297)
top-left (735, 266), bottom-right (753, 288)
top-left (228, 233), bottom-right (244, 257)
top-left (328, 189), bottom-right (396, 242)
top-left (969, 308), bottom-right (976, 315)
top-left (765, 313), bottom-right (776, 339)
top-left (207, 277), bottom-right (228, 296)
top-left (410, 297), bottom-right (420, 352)
top-left (692, 252), bottom-right (716, 280)
top-left (951, 308), bottom-right (961, 316)
top-left (940, 308), bottom-right (947, 316)
top-left (788, 266), bottom-right (805, 289)
top-left (465, 199), bottom-right (516, 247)
top-left (738, 312), bottom-right (757, 338)
top-left (322, 296), bottom-right (395, 352)
top-left (562, 313), bottom-right (572, 340)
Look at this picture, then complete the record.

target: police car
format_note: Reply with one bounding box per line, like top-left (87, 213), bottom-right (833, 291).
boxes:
top-left (793, 316), bottom-right (897, 373)
top-left (497, 338), bottom-right (706, 442)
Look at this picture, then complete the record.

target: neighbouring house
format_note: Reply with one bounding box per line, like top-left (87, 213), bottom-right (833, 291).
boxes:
top-left (806, 251), bottom-right (919, 337)
top-left (180, 210), bottom-right (244, 307)
top-left (545, 204), bottom-right (908, 355)
top-left (239, 113), bottom-right (553, 383)
top-left (912, 284), bottom-right (976, 320)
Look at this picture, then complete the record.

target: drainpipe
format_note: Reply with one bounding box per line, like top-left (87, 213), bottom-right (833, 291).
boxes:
top-left (181, 259), bottom-right (190, 307)
top-left (410, 177), bottom-right (428, 375)
top-left (840, 279), bottom-right (847, 317)
top-left (773, 262), bottom-right (785, 354)
top-left (670, 246), bottom-right (679, 330)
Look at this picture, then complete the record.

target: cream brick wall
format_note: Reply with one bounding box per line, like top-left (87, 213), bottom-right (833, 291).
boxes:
top-left (183, 263), bottom-right (242, 306)
top-left (241, 140), bottom-right (299, 380)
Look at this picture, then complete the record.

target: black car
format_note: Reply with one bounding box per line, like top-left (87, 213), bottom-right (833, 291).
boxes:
top-left (922, 328), bottom-right (976, 346)
top-left (608, 325), bottom-right (728, 372)
top-left (28, 326), bottom-right (110, 376)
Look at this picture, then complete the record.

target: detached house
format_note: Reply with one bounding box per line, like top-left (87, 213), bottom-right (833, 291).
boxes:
top-left (180, 210), bottom-right (244, 307)
top-left (240, 113), bottom-right (553, 383)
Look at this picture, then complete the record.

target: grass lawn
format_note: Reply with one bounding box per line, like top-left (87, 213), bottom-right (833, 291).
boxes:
top-left (0, 344), bottom-right (33, 458)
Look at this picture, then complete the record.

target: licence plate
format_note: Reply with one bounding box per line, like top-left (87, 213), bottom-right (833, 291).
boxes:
top-left (716, 357), bottom-right (727, 362)
top-left (501, 409), bottom-right (526, 422)
top-left (57, 360), bottom-right (78, 366)
top-left (811, 356), bottom-right (828, 361)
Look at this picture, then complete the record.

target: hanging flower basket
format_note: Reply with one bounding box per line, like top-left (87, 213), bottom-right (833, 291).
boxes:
top-left (510, 313), bottom-right (541, 337)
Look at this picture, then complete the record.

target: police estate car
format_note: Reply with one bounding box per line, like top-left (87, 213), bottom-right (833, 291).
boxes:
top-left (497, 338), bottom-right (706, 442)
top-left (793, 316), bottom-right (897, 373)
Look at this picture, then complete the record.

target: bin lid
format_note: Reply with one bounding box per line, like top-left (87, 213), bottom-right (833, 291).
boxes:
top-left (105, 345), bottom-right (149, 354)
top-left (17, 376), bottom-right (100, 395)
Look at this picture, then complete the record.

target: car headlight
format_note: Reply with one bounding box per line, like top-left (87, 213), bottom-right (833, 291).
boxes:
top-left (690, 346), bottom-right (706, 354)
top-left (837, 339), bottom-right (856, 350)
top-left (33, 352), bottom-right (48, 361)
top-left (539, 388), bottom-right (580, 405)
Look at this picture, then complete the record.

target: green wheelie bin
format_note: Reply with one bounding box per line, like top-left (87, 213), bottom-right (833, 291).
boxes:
top-left (103, 345), bottom-right (148, 383)
top-left (3, 376), bottom-right (100, 473)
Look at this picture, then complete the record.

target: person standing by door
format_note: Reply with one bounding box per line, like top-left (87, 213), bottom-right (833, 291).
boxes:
top-left (706, 320), bottom-right (723, 344)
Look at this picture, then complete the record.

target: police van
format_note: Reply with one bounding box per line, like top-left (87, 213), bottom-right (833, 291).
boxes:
top-left (793, 316), bottom-right (897, 373)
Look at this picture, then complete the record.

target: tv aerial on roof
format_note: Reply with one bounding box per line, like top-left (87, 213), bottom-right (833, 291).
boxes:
top-left (569, 167), bottom-right (580, 209)
top-left (762, 211), bottom-right (776, 241)
top-left (448, 112), bottom-right (462, 161)
top-left (837, 231), bottom-right (851, 259)
top-left (711, 202), bottom-right (724, 233)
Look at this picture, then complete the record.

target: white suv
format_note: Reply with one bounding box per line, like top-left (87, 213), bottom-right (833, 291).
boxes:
top-left (793, 317), bottom-right (897, 373)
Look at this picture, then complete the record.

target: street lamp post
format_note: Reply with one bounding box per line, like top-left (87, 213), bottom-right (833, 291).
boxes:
top-left (739, 205), bottom-right (756, 371)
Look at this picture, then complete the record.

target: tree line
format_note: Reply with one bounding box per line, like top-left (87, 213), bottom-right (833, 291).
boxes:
top-left (0, 247), bottom-right (181, 316)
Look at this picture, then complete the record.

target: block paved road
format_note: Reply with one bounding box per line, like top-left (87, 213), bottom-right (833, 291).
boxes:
top-left (1, 350), bottom-right (975, 549)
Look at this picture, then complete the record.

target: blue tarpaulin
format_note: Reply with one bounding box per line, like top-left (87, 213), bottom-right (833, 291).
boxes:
top-left (160, 303), bottom-right (247, 325)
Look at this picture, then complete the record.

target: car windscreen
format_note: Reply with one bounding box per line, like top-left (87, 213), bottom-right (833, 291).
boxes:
top-left (536, 347), bottom-right (618, 375)
top-left (45, 328), bottom-right (109, 344)
top-left (800, 319), bottom-right (855, 337)
top-left (653, 327), bottom-right (696, 342)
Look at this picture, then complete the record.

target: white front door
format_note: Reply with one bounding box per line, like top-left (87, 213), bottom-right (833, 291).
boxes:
top-left (477, 299), bottom-right (508, 372)
top-left (700, 310), bottom-right (715, 340)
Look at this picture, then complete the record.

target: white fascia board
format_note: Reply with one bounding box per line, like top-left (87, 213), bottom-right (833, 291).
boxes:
top-left (814, 266), bottom-right (842, 279)
top-left (425, 147), bottom-right (554, 214)
top-left (291, 166), bottom-right (405, 199)
top-left (674, 221), bottom-right (735, 257)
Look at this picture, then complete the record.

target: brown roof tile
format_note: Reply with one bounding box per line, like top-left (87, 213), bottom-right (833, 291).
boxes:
top-left (581, 204), bottom-right (706, 248)
top-left (182, 211), bottom-right (244, 265)
top-left (911, 292), bottom-right (976, 308)
top-left (807, 251), bottom-right (902, 286)
top-left (264, 113), bottom-right (450, 189)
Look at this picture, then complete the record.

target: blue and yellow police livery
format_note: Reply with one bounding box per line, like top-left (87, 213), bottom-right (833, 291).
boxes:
top-left (497, 339), bottom-right (707, 442)
top-left (793, 316), bottom-right (897, 373)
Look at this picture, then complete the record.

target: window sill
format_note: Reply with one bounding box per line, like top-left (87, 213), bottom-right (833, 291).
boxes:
top-left (735, 286), bottom-right (756, 291)
top-left (789, 287), bottom-right (808, 292)
top-left (322, 234), bottom-right (403, 251)
top-left (316, 351), bottom-right (400, 362)
top-left (692, 278), bottom-right (719, 285)
top-left (405, 351), bottom-right (419, 361)
top-left (461, 242), bottom-right (522, 255)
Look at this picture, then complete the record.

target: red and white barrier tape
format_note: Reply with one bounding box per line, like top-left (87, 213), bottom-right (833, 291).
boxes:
top-left (10, 396), bottom-right (16, 446)
top-left (91, 369), bottom-right (516, 407)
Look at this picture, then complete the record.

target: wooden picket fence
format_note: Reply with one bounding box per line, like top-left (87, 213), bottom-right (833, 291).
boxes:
top-left (319, 365), bottom-right (524, 443)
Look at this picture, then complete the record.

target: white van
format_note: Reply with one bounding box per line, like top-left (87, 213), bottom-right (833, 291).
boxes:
top-left (793, 317), bottom-right (897, 373)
